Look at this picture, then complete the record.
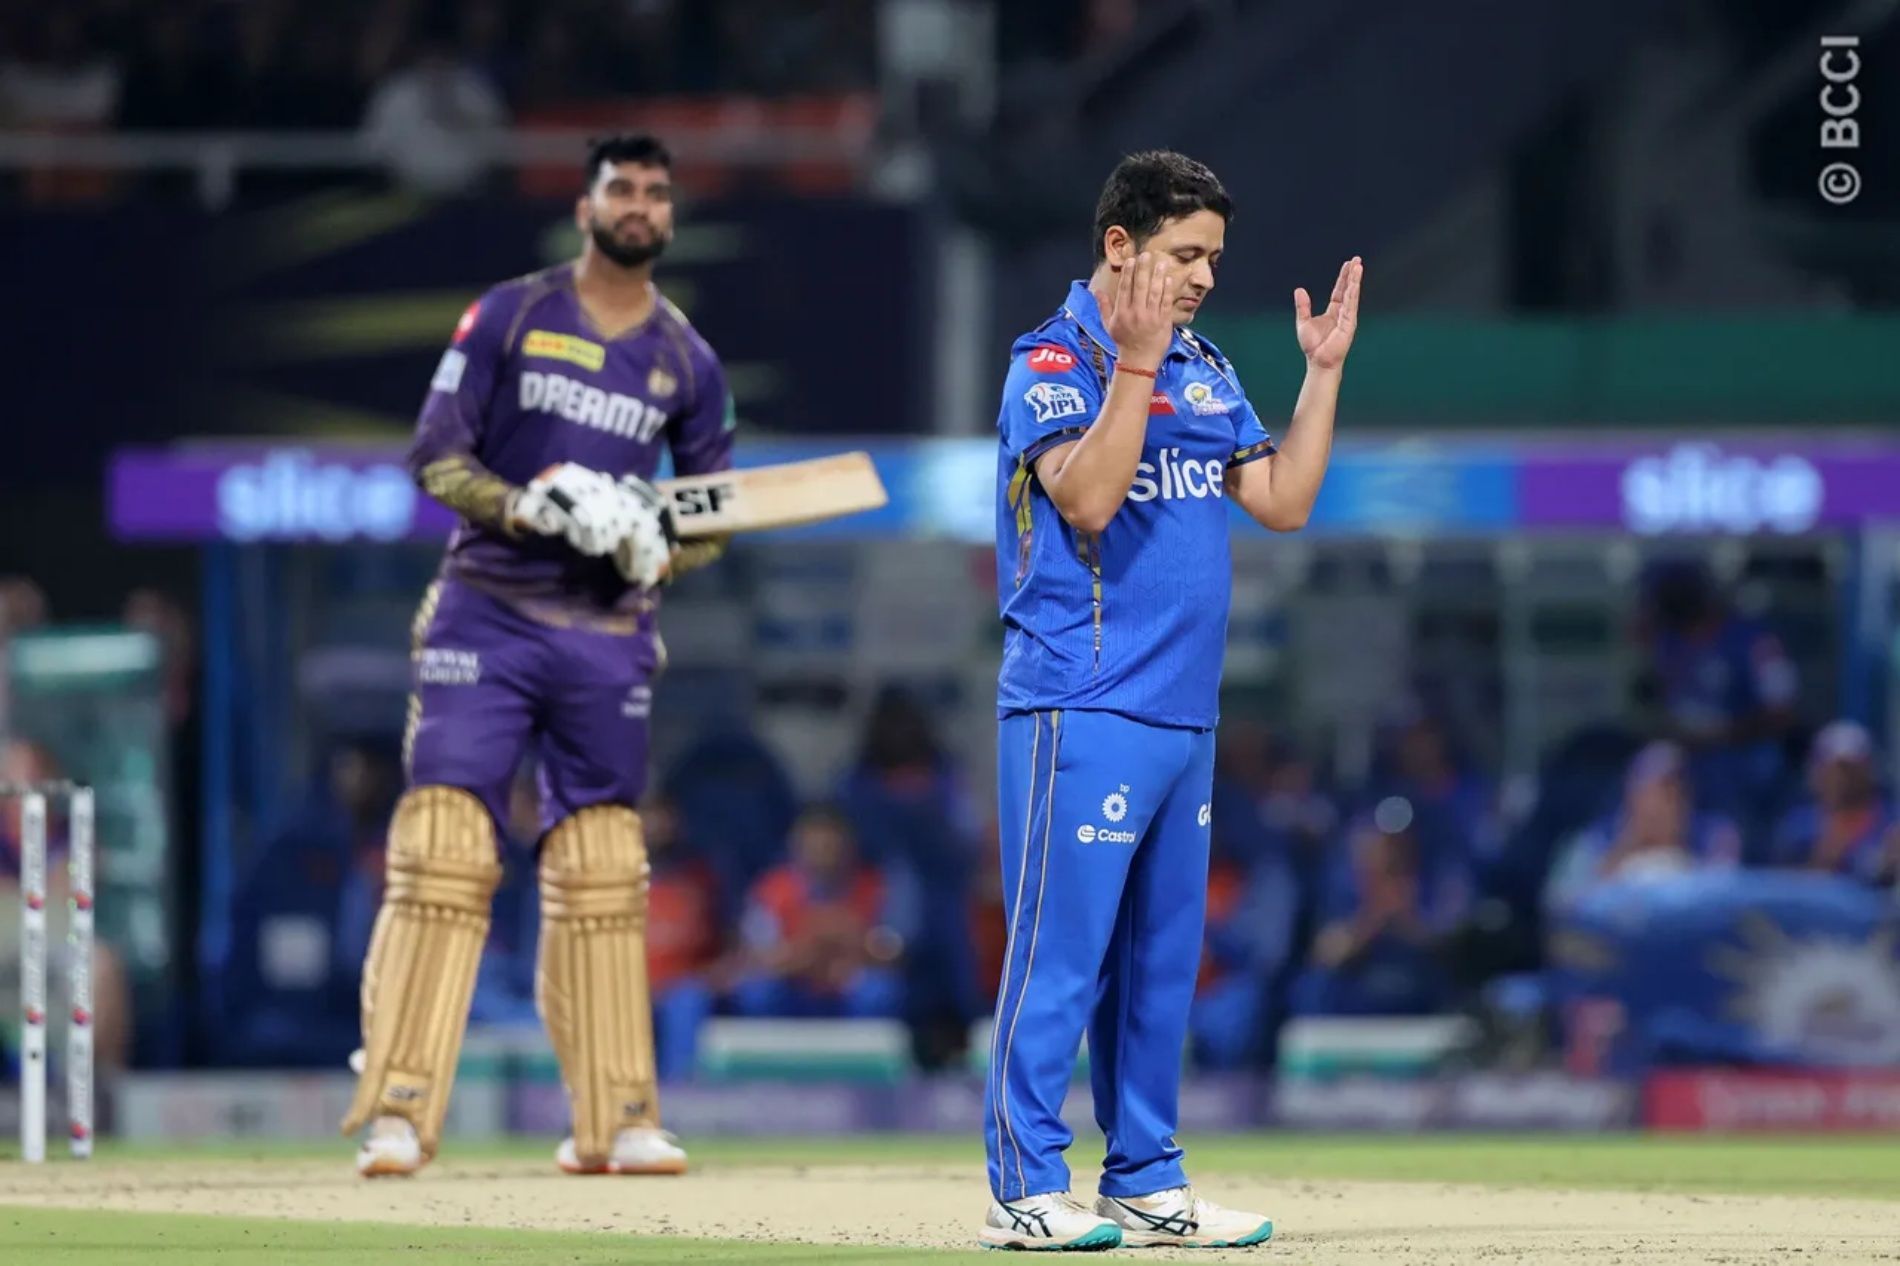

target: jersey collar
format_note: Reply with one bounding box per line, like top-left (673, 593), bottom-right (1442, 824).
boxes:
top-left (1063, 279), bottom-right (1188, 363)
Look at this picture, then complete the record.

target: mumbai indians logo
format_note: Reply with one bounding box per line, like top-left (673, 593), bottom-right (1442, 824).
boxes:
top-left (1183, 382), bottom-right (1231, 415)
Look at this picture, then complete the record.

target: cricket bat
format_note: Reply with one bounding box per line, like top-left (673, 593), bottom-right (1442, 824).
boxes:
top-left (655, 451), bottom-right (888, 537)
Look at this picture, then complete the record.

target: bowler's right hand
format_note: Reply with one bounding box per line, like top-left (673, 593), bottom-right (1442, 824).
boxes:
top-left (1102, 250), bottom-right (1175, 371)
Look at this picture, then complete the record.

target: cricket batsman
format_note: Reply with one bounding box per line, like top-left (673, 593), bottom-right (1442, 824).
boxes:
top-left (344, 134), bottom-right (732, 1178)
top-left (981, 150), bottom-right (1363, 1249)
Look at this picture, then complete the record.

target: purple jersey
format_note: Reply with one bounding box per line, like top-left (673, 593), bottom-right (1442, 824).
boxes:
top-left (408, 263), bottom-right (734, 624)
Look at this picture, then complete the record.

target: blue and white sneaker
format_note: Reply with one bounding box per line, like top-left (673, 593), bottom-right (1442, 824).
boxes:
top-left (1097, 1185), bottom-right (1274, 1248)
top-left (980, 1192), bottom-right (1124, 1251)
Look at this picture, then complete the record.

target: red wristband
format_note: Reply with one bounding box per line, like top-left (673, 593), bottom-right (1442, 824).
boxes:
top-left (1115, 363), bottom-right (1157, 380)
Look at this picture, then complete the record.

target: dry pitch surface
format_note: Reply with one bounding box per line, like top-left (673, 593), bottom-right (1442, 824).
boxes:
top-left (5, 1135), bottom-right (1900, 1263)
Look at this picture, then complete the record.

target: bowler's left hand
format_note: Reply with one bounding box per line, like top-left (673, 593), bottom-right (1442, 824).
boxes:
top-left (1295, 256), bottom-right (1364, 370)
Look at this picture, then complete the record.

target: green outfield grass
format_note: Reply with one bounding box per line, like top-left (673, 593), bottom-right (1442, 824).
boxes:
top-left (6, 1133), bottom-right (1898, 1263)
top-left (0, 1208), bottom-right (987, 1264)
top-left (56, 1131), bottom-right (1900, 1199)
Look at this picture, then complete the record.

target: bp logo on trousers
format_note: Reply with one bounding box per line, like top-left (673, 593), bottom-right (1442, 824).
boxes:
top-left (1080, 786), bottom-right (1137, 843)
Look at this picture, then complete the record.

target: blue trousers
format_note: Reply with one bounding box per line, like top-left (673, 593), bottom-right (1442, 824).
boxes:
top-left (985, 710), bottom-right (1214, 1201)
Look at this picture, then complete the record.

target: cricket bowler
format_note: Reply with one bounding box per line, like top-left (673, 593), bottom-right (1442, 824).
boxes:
top-left (344, 133), bottom-right (732, 1178)
top-left (981, 150), bottom-right (1363, 1249)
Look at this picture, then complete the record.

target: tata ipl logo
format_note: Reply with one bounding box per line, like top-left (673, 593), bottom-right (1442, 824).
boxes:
top-left (217, 450), bottom-right (417, 542)
top-left (1620, 444), bottom-right (1823, 536)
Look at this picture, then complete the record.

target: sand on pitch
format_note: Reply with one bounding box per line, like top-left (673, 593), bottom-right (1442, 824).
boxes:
top-left (4, 1155), bottom-right (1899, 1262)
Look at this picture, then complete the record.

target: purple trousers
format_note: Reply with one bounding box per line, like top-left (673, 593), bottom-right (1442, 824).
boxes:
top-left (405, 578), bottom-right (658, 836)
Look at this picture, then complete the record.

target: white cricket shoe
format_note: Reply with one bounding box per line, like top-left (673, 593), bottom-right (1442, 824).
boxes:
top-left (978, 1192), bottom-right (1123, 1251)
top-left (1097, 1186), bottom-right (1274, 1248)
top-left (355, 1116), bottom-right (425, 1178)
top-left (556, 1126), bottom-right (689, 1175)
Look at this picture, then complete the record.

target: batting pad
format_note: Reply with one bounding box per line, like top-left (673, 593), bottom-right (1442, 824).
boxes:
top-left (341, 786), bottom-right (500, 1156)
top-left (537, 804), bottom-right (659, 1163)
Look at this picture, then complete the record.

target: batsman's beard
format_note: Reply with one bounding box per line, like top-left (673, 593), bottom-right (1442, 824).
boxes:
top-left (591, 217), bottom-right (666, 268)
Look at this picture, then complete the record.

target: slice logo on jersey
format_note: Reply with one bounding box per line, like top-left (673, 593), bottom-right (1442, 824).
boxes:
top-left (1149, 392), bottom-right (1176, 415)
top-left (1024, 381), bottom-right (1089, 424)
top-left (1026, 344), bottom-right (1078, 373)
top-left (1127, 447), bottom-right (1227, 503)
top-left (452, 301), bottom-right (481, 343)
top-left (520, 371), bottom-right (669, 443)
top-left (523, 330), bottom-right (608, 373)
top-left (1183, 381), bottom-right (1231, 416)
top-left (647, 366), bottom-right (678, 398)
top-left (1197, 803), bottom-right (1211, 827)
top-left (1102, 789), bottom-right (1129, 823)
top-left (431, 348), bottom-right (467, 394)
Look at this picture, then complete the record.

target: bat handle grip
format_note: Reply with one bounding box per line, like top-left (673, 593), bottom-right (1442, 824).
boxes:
top-left (546, 487), bottom-right (577, 514)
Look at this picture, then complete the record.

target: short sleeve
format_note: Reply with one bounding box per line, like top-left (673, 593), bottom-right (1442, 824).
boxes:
top-left (996, 338), bottom-right (1104, 463)
top-left (409, 291), bottom-right (512, 469)
top-left (1228, 395), bottom-right (1276, 468)
top-left (669, 347), bottom-right (736, 477)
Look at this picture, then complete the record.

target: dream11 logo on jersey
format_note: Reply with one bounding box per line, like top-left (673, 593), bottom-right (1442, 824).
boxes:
top-left (1620, 444), bottom-right (1824, 536)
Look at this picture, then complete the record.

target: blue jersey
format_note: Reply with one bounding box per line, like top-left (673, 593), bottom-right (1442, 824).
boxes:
top-left (994, 281), bottom-right (1275, 729)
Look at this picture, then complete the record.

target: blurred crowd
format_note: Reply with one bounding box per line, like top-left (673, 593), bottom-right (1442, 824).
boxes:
top-left (0, 0), bottom-right (1153, 200)
top-left (0, 0), bottom-right (882, 197)
top-left (2, 558), bottom-right (1894, 1082)
top-left (0, 1), bottom-right (878, 132)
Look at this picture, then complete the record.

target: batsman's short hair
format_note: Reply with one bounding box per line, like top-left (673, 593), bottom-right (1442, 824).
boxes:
top-left (1092, 150), bottom-right (1233, 262)
top-left (585, 133), bottom-right (673, 187)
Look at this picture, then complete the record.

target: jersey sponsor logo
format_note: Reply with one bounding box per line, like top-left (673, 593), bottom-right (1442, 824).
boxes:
top-left (1077, 823), bottom-right (1137, 844)
top-left (1183, 381), bottom-right (1231, 415)
top-left (1197, 803), bottom-right (1211, 827)
top-left (1026, 344), bottom-right (1078, 373)
top-left (1102, 789), bottom-right (1129, 822)
top-left (1127, 446), bottom-right (1227, 503)
top-left (1149, 392), bottom-right (1175, 415)
top-left (622, 684), bottom-right (653, 719)
top-left (519, 371), bottom-right (669, 443)
top-left (430, 348), bottom-right (467, 393)
top-left (647, 366), bottom-right (678, 398)
top-left (452, 301), bottom-right (480, 343)
top-left (1024, 381), bottom-right (1089, 424)
top-left (416, 647), bottom-right (481, 686)
top-left (523, 329), bottom-right (608, 372)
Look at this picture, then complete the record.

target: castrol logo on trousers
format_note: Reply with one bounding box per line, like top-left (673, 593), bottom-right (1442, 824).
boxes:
top-left (1128, 447), bottom-right (1226, 503)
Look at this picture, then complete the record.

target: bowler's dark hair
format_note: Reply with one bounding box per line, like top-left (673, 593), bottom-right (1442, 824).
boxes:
top-left (584, 134), bottom-right (672, 188)
top-left (1092, 150), bottom-right (1233, 262)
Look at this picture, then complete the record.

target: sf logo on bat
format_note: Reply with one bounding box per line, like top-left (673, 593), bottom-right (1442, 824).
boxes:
top-left (668, 480), bottom-right (736, 519)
